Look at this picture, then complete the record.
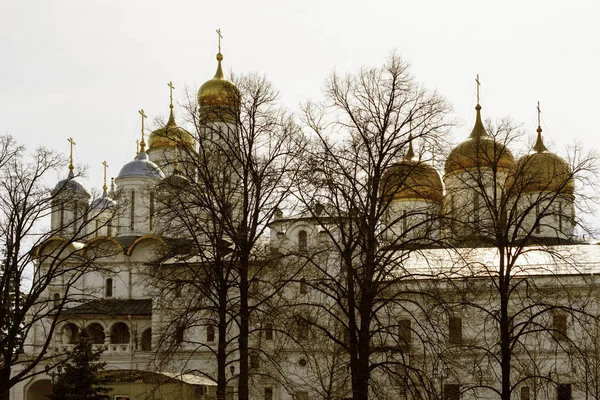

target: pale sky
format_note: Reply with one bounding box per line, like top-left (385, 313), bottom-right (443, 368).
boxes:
top-left (1, 1), bottom-right (599, 214)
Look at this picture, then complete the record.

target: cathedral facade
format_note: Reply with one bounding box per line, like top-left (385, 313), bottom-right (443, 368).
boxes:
top-left (13, 44), bottom-right (599, 400)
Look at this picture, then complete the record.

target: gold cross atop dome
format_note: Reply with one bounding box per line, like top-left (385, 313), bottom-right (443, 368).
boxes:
top-left (67, 137), bottom-right (76, 172)
top-left (138, 109), bottom-right (147, 152)
top-left (168, 81), bottom-right (175, 109)
top-left (102, 161), bottom-right (108, 192)
top-left (475, 74), bottom-right (481, 105)
top-left (537, 101), bottom-right (542, 128)
top-left (216, 29), bottom-right (223, 54)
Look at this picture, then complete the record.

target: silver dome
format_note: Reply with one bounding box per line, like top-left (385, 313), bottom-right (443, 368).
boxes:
top-left (117, 151), bottom-right (164, 179)
top-left (52, 170), bottom-right (91, 197)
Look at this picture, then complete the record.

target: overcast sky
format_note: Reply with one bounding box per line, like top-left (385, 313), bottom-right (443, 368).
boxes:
top-left (1, 1), bottom-right (599, 212)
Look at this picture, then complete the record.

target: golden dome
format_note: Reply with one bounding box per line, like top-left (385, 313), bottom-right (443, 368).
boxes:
top-left (382, 140), bottom-right (444, 204)
top-left (148, 109), bottom-right (195, 150)
top-left (445, 105), bottom-right (515, 175)
top-left (511, 128), bottom-right (574, 196)
top-left (197, 53), bottom-right (240, 122)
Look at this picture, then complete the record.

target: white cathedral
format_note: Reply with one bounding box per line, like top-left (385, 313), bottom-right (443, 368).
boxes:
top-left (13, 43), bottom-right (600, 400)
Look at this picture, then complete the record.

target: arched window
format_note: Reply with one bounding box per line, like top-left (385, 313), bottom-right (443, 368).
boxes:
top-left (105, 278), bottom-right (113, 298)
top-left (63, 323), bottom-right (80, 344)
top-left (110, 322), bottom-right (130, 344)
top-left (207, 325), bottom-right (215, 342)
top-left (85, 323), bottom-right (105, 345)
top-left (298, 230), bottom-right (307, 252)
top-left (149, 192), bottom-right (155, 230)
top-left (299, 278), bottom-right (307, 294)
top-left (141, 328), bottom-right (152, 351)
top-left (175, 326), bottom-right (185, 344)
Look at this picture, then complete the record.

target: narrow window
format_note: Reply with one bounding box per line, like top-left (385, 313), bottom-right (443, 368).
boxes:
top-left (175, 280), bottom-right (182, 297)
top-left (107, 219), bottom-right (113, 236)
top-left (299, 278), bottom-right (307, 294)
top-left (149, 192), bottom-right (155, 230)
top-left (473, 193), bottom-right (480, 224)
top-left (443, 384), bottom-right (460, 400)
top-left (175, 326), bottom-right (184, 344)
top-left (264, 388), bottom-right (273, 400)
top-left (553, 314), bottom-right (567, 341)
top-left (95, 220), bottom-right (99, 236)
top-left (207, 325), bottom-right (215, 342)
top-left (59, 203), bottom-right (65, 230)
top-left (535, 203), bottom-right (541, 234)
top-left (297, 319), bottom-right (309, 341)
top-left (557, 384), bottom-right (571, 400)
top-left (130, 190), bottom-right (135, 230)
top-left (398, 319), bottom-right (411, 351)
top-left (265, 322), bottom-right (273, 340)
top-left (105, 278), bottom-right (113, 298)
top-left (73, 202), bottom-right (79, 234)
top-left (298, 230), bottom-right (307, 252)
top-left (250, 353), bottom-right (260, 369)
top-left (558, 201), bottom-right (563, 232)
top-left (402, 210), bottom-right (408, 233)
top-left (449, 317), bottom-right (462, 344)
top-left (53, 293), bottom-right (60, 308)
top-left (520, 386), bottom-right (530, 400)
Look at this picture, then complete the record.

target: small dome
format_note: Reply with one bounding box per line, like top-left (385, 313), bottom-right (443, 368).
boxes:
top-left (52, 170), bottom-right (91, 198)
top-left (148, 110), bottom-right (195, 150)
top-left (445, 105), bottom-right (515, 175)
top-left (197, 53), bottom-right (240, 121)
top-left (512, 129), bottom-right (574, 196)
top-left (91, 191), bottom-right (116, 210)
top-left (117, 151), bottom-right (165, 179)
top-left (382, 141), bottom-right (444, 204)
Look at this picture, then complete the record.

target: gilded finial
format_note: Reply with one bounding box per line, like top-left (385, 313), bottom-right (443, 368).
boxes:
top-left (405, 111), bottom-right (415, 160)
top-left (475, 74), bottom-right (481, 106)
top-left (216, 29), bottom-right (223, 54)
top-left (138, 109), bottom-right (147, 152)
top-left (213, 29), bottom-right (224, 79)
top-left (102, 161), bottom-right (108, 193)
top-left (167, 82), bottom-right (176, 127)
top-left (168, 81), bottom-right (175, 110)
top-left (469, 75), bottom-right (488, 138)
top-left (533, 101), bottom-right (548, 153)
top-left (67, 137), bottom-right (76, 174)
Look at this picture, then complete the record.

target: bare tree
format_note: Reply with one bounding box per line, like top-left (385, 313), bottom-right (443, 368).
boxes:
top-left (0, 136), bottom-right (118, 400)
top-left (291, 52), bottom-right (453, 400)
top-left (436, 108), bottom-right (600, 400)
top-left (148, 72), bottom-right (304, 400)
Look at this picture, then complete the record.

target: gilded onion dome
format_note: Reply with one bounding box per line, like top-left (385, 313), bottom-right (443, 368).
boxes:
top-left (445, 104), bottom-right (515, 175)
top-left (197, 52), bottom-right (240, 122)
top-left (512, 127), bottom-right (574, 196)
top-left (382, 137), bottom-right (444, 204)
top-left (148, 109), bottom-right (195, 150)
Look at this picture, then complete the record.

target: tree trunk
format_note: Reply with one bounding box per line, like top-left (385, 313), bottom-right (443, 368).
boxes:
top-left (217, 271), bottom-right (228, 400)
top-left (238, 256), bottom-right (249, 400)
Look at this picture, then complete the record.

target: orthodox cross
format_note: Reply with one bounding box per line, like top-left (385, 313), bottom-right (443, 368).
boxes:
top-left (216, 29), bottom-right (223, 53)
top-left (67, 137), bottom-right (76, 172)
top-left (139, 109), bottom-right (147, 151)
top-left (475, 74), bottom-right (481, 105)
top-left (168, 81), bottom-right (175, 109)
top-left (102, 161), bottom-right (108, 192)
top-left (537, 101), bottom-right (542, 127)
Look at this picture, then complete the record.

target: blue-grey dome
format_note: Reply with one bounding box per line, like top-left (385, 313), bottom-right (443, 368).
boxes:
top-left (52, 170), bottom-right (91, 197)
top-left (117, 151), bottom-right (164, 179)
top-left (91, 191), bottom-right (117, 209)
